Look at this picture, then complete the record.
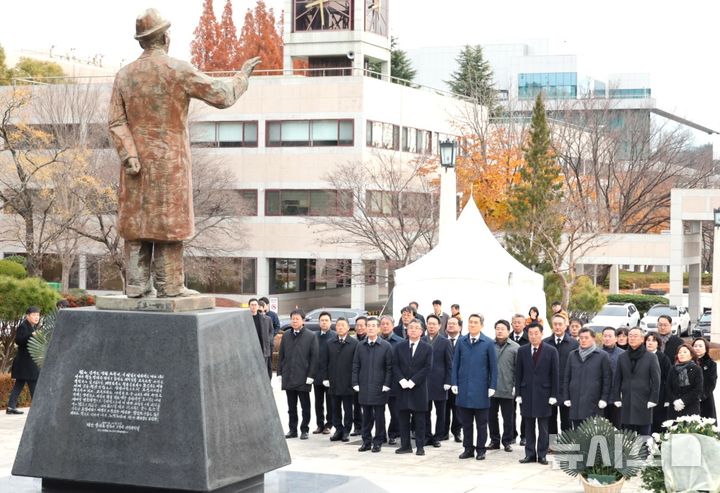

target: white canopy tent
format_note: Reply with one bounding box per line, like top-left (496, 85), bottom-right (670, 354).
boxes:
top-left (393, 200), bottom-right (549, 338)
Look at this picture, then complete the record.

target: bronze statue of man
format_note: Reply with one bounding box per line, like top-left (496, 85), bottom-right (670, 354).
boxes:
top-left (109, 9), bottom-right (260, 298)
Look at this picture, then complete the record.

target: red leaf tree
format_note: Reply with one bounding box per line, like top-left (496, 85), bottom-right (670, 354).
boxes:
top-left (237, 0), bottom-right (284, 74)
top-left (190, 0), bottom-right (220, 71)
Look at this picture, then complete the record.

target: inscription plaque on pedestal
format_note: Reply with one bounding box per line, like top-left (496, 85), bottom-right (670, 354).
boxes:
top-left (12, 307), bottom-right (290, 492)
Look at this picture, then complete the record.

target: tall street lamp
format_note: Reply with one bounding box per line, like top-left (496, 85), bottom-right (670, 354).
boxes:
top-left (439, 139), bottom-right (458, 244)
top-left (439, 139), bottom-right (457, 171)
top-left (712, 208), bottom-right (720, 344)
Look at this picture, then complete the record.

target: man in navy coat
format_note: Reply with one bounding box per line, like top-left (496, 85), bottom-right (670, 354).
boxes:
top-left (516, 324), bottom-right (560, 465)
top-left (352, 318), bottom-right (393, 453)
top-left (393, 320), bottom-right (433, 455)
top-left (544, 313), bottom-right (578, 435)
top-left (451, 314), bottom-right (498, 461)
top-left (423, 314), bottom-right (453, 448)
top-left (313, 312), bottom-right (337, 434)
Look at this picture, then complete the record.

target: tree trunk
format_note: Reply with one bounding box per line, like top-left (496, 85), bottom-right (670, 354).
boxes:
top-left (60, 255), bottom-right (75, 293)
top-left (559, 274), bottom-right (571, 312)
top-left (24, 215), bottom-right (42, 277)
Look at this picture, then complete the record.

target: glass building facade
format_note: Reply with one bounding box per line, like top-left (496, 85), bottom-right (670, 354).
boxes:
top-left (518, 72), bottom-right (577, 99)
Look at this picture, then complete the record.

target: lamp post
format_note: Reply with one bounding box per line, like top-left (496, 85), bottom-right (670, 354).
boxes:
top-left (711, 208), bottom-right (720, 344)
top-left (439, 139), bottom-right (457, 244)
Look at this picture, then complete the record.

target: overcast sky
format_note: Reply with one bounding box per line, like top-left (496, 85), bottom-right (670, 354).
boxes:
top-left (2, 0), bottom-right (719, 137)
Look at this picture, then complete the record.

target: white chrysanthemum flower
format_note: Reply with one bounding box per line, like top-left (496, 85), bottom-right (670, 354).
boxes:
top-left (662, 420), bottom-right (675, 429)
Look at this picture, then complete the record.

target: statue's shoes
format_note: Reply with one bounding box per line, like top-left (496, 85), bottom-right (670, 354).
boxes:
top-left (162, 287), bottom-right (200, 298)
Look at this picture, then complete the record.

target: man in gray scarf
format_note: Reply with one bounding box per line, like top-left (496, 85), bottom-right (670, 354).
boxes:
top-left (562, 328), bottom-right (612, 428)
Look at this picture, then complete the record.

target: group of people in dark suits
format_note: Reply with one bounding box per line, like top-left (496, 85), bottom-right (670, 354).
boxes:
top-left (273, 302), bottom-right (718, 465)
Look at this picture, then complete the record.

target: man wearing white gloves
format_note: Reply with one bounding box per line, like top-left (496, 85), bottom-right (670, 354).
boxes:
top-left (278, 309), bottom-right (319, 440)
top-left (611, 327), bottom-right (661, 436)
top-left (450, 314), bottom-right (498, 461)
top-left (562, 328), bottom-right (612, 428)
top-left (352, 318), bottom-right (393, 453)
top-left (393, 320), bottom-right (433, 456)
top-left (422, 314), bottom-right (454, 448)
top-left (515, 324), bottom-right (559, 465)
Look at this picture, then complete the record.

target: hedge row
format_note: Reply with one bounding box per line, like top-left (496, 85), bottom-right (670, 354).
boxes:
top-left (602, 271), bottom-right (712, 289)
top-left (0, 373), bottom-right (32, 410)
top-left (606, 294), bottom-right (669, 313)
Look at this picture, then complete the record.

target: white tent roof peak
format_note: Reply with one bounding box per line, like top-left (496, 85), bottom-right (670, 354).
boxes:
top-left (392, 198), bottom-right (548, 337)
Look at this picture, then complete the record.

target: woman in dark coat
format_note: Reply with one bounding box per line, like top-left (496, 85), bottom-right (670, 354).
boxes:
top-left (692, 338), bottom-right (717, 420)
top-left (666, 343), bottom-right (704, 419)
top-left (7, 307), bottom-right (42, 414)
top-left (616, 328), bottom-right (629, 351)
top-left (645, 333), bottom-right (672, 433)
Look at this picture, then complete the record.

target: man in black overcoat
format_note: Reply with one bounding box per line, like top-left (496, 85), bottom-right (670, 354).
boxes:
top-left (249, 298), bottom-right (274, 379)
top-left (323, 317), bottom-right (358, 442)
top-left (278, 309), bottom-right (319, 440)
top-left (352, 317), bottom-right (393, 453)
top-left (6, 306), bottom-right (42, 415)
top-left (563, 328), bottom-right (612, 428)
top-left (313, 311), bottom-right (337, 434)
top-left (423, 314), bottom-right (453, 448)
top-left (544, 313), bottom-right (578, 435)
top-left (510, 314), bottom-right (529, 445)
top-left (441, 317), bottom-right (463, 442)
top-left (394, 320), bottom-right (433, 455)
top-left (657, 315), bottom-right (683, 361)
top-left (380, 315), bottom-right (404, 444)
top-left (516, 324), bottom-right (559, 465)
top-left (612, 328), bottom-right (661, 436)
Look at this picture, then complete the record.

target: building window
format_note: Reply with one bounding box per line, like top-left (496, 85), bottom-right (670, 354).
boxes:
top-left (366, 120), bottom-right (399, 150)
top-left (195, 189), bottom-right (258, 216)
top-left (269, 258), bottom-right (351, 294)
top-left (518, 72), bottom-right (577, 100)
top-left (266, 119), bottom-right (354, 147)
top-left (366, 190), bottom-right (398, 216)
top-left (402, 127), bottom-right (432, 154)
top-left (190, 121), bottom-right (259, 147)
top-left (186, 257), bottom-right (256, 294)
top-left (608, 88), bottom-right (651, 99)
top-left (265, 189), bottom-right (352, 216)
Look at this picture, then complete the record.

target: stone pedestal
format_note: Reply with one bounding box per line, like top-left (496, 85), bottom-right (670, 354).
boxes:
top-left (95, 294), bottom-right (215, 312)
top-left (12, 307), bottom-right (290, 491)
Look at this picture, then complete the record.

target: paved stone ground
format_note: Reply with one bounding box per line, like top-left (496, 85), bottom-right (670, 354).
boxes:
top-left (0, 376), bottom-right (667, 493)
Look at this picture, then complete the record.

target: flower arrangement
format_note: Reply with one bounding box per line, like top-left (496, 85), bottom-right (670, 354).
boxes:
top-left (641, 415), bottom-right (720, 493)
top-left (555, 416), bottom-right (645, 489)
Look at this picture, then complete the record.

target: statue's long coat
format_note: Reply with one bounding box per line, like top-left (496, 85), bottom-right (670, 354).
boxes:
top-left (109, 47), bottom-right (248, 241)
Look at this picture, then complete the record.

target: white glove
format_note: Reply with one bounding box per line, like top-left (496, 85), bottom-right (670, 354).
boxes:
top-left (407, 380), bottom-right (415, 389)
top-left (664, 402), bottom-right (670, 407)
top-left (382, 386), bottom-right (390, 392)
top-left (306, 377), bottom-right (314, 385)
top-left (515, 396), bottom-right (522, 404)
top-left (399, 378), bottom-right (409, 389)
top-left (614, 401), bottom-right (622, 408)
top-left (598, 400), bottom-right (607, 409)
top-left (488, 389), bottom-right (495, 398)
top-left (549, 397), bottom-right (557, 405)
top-left (451, 385), bottom-right (458, 395)
top-left (564, 400), bottom-right (571, 407)
top-left (512, 386), bottom-right (515, 395)
top-left (322, 380), bottom-right (330, 388)
top-left (673, 399), bottom-right (685, 412)
top-left (647, 402), bottom-right (657, 409)
top-left (353, 385), bottom-right (359, 392)
top-left (443, 384), bottom-right (451, 391)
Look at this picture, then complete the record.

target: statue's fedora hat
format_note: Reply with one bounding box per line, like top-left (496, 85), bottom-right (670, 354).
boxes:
top-left (135, 9), bottom-right (171, 40)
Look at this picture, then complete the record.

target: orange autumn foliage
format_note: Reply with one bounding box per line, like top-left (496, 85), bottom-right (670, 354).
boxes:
top-left (237, 0), bottom-right (284, 74)
top-left (455, 127), bottom-right (525, 231)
